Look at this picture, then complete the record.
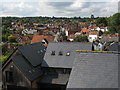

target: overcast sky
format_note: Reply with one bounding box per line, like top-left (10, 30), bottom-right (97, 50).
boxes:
top-left (0, 0), bottom-right (119, 17)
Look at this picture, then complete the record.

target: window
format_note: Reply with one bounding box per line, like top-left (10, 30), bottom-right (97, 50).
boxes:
top-left (66, 51), bottom-right (70, 56)
top-left (89, 37), bottom-right (92, 39)
top-left (5, 71), bottom-right (13, 82)
top-left (51, 51), bottom-right (55, 55)
top-left (59, 51), bottom-right (63, 55)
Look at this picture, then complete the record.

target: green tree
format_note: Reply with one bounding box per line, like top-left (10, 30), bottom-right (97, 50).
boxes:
top-left (104, 31), bottom-right (110, 34)
top-left (96, 17), bottom-right (108, 26)
top-left (73, 35), bottom-right (89, 42)
top-left (2, 55), bottom-right (7, 63)
top-left (8, 35), bottom-right (16, 42)
top-left (16, 28), bottom-right (22, 33)
top-left (108, 13), bottom-right (120, 34)
top-left (98, 23), bottom-right (105, 27)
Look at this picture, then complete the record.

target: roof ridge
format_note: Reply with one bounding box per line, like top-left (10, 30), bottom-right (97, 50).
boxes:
top-left (76, 50), bottom-right (120, 54)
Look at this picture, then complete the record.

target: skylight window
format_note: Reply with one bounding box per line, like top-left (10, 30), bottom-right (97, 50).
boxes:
top-left (41, 50), bottom-right (43, 52)
top-left (51, 51), bottom-right (55, 55)
top-left (59, 51), bottom-right (63, 55)
top-left (37, 50), bottom-right (41, 54)
top-left (66, 51), bottom-right (70, 56)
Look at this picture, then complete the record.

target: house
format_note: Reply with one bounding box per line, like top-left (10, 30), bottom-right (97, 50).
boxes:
top-left (32, 35), bottom-right (55, 45)
top-left (100, 34), bottom-right (119, 43)
top-left (2, 43), bottom-right (46, 89)
top-left (90, 26), bottom-right (100, 31)
top-left (88, 31), bottom-right (99, 42)
top-left (100, 27), bottom-right (108, 32)
top-left (13, 34), bottom-right (32, 45)
top-left (15, 35), bottom-right (33, 45)
top-left (80, 28), bottom-right (91, 36)
top-left (40, 42), bottom-right (92, 88)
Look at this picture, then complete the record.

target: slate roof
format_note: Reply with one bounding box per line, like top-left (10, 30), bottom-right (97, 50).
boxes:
top-left (42, 43), bottom-right (92, 68)
top-left (107, 42), bottom-right (120, 51)
top-left (18, 42), bottom-right (46, 66)
top-left (67, 52), bottom-right (118, 88)
top-left (12, 55), bottom-right (43, 81)
top-left (10, 42), bottom-right (46, 81)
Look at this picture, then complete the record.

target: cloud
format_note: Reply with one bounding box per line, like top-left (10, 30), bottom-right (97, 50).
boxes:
top-left (1, 2), bottom-right (36, 16)
top-left (0, 0), bottom-right (118, 17)
top-left (100, 0), bottom-right (118, 16)
top-left (34, 2), bottom-right (58, 16)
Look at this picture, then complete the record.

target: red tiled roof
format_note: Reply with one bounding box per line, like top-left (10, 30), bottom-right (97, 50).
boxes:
top-left (89, 31), bottom-right (99, 35)
top-left (63, 24), bottom-right (68, 28)
top-left (94, 26), bottom-right (99, 29)
top-left (32, 35), bottom-right (55, 44)
top-left (100, 27), bottom-right (105, 29)
top-left (81, 28), bottom-right (91, 33)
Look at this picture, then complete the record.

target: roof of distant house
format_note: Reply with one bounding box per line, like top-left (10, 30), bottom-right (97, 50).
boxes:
top-left (102, 34), bottom-right (119, 37)
top-left (32, 35), bottom-right (55, 44)
top-left (81, 28), bottom-right (91, 33)
top-left (93, 26), bottom-right (99, 29)
top-left (100, 34), bottom-right (119, 42)
top-left (100, 27), bottom-right (105, 29)
top-left (89, 31), bottom-right (99, 35)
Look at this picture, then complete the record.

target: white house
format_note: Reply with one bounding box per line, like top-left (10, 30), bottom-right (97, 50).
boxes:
top-left (91, 27), bottom-right (108, 32)
top-left (96, 27), bottom-right (101, 31)
top-left (100, 27), bottom-right (108, 32)
top-left (88, 31), bottom-right (99, 42)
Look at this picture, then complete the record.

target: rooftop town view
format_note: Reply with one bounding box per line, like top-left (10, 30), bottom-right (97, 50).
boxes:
top-left (1, 1), bottom-right (120, 90)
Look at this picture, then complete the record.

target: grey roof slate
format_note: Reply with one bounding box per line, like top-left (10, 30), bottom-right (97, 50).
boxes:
top-left (18, 42), bottom-right (46, 66)
top-left (67, 53), bottom-right (119, 88)
top-left (42, 43), bottom-right (92, 68)
top-left (107, 42), bottom-right (120, 51)
top-left (39, 72), bottom-right (69, 85)
top-left (12, 55), bottom-right (43, 81)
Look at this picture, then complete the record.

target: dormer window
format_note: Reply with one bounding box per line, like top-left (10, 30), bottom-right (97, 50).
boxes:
top-left (59, 51), bottom-right (63, 55)
top-left (51, 51), bottom-right (55, 55)
top-left (66, 51), bottom-right (70, 56)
